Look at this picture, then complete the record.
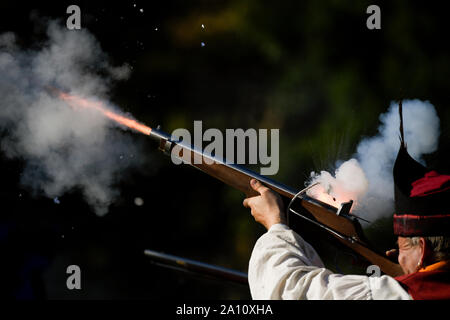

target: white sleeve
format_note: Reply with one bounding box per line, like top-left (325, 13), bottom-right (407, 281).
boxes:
top-left (248, 224), bottom-right (411, 300)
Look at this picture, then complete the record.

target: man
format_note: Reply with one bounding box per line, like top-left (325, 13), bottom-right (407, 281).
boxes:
top-left (243, 109), bottom-right (450, 300)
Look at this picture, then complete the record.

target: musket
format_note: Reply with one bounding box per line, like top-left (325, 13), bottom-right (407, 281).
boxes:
top-left (147, 127), bottom-right (404, 277)
top-left (144, 249), bottom-right (248, 285)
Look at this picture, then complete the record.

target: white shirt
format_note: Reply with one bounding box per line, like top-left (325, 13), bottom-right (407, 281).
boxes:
top-left (248, 224), bottom-right (411, 300)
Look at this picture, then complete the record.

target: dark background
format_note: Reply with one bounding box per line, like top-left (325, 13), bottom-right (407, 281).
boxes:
top-left (0, 0), bottom-right (449, 299)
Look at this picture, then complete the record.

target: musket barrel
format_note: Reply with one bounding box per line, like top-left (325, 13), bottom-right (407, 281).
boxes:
top-left (148, 127), bottom-right (172, 142)
top-left (144, 249), bottom-right (248, 285)
top-left (148, 127), bottom-right (297, 198)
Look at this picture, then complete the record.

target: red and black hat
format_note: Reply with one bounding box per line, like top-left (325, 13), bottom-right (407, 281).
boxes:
top-left (393, 101), bottom-right (450, 236)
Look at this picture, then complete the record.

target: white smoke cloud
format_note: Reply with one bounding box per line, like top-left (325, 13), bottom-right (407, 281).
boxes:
top-left (308, 159), bottom-right (368, 207)
top-left (0, 21), bottom-right (140, 215)
top-left (308, 100), bottom-right (440, 223)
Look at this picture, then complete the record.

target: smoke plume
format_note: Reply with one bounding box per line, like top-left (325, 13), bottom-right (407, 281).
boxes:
top-left (308, 100), bottom-right (440, 223)
top-left (0, 21), bottom-right (141, 215)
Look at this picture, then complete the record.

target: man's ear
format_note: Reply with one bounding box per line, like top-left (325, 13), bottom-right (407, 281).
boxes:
top-left (419, 237), bottom-right (428, 265)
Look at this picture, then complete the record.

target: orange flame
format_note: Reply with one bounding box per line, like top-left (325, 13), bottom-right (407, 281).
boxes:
top-left (57, 91), bottom-right (152, 136)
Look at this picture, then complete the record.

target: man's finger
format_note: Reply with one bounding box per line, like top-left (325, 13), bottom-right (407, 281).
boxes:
top-left (243, 196), bottom-right (258, 208)
top-left (243, 197), bottom-right (253, 208)
top-left (386, 249), bottom-right (398, 258)
top-left (250, 179), bottom-right (269, 194)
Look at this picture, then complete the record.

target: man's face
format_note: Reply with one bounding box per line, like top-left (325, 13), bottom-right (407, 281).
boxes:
top-left (397, 236), bottom-right (423, 275)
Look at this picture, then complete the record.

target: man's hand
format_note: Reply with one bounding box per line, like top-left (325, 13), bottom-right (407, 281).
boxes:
top-left (243, 179), bottom-right (286, 230)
